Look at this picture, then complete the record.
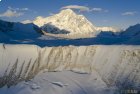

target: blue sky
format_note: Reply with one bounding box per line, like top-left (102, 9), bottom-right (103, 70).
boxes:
top-left (0, 0), bottom-right (140, 29)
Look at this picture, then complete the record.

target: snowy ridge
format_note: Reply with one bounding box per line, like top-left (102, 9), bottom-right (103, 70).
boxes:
top-left (120, 24), bottom-right (140, 44)
top-left (0, 44), bottom-right (140, 89)
top-left (0, 20), bottom-right (43, 43)
top-left (96, 26), bottom-right (117, 32)
top-left (121, 24), bottom-right (140, 37)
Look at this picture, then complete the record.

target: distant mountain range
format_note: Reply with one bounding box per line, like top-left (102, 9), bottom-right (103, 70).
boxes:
top-left (0, 9), bottom-right (140, 45)
top-left (0, 19), bottom-right (42, 43)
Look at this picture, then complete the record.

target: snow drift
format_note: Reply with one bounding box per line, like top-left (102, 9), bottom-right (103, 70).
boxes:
top-left (0, 44), bottom-right (140, 89)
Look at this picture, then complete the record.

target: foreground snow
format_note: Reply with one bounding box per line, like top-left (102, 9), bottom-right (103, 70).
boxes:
top-left (0, 44), bottom-right (140, 93)
top-left (0, 71), bottom-right (117, 94)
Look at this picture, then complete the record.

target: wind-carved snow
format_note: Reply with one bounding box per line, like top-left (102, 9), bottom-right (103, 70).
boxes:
top-left (0, 44), bottom-right (140, 90)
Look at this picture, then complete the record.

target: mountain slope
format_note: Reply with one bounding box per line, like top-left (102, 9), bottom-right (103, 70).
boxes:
top-left (33, 9), bottom-right (117, 35)
top-left (34, 9), bottom-right (97, 34)
top-left (0, 20), bottom-right (42, 43)
top-left (121, 24), bottom-right (140, 37)
top-left (120, 24), bottom-right (140, 44)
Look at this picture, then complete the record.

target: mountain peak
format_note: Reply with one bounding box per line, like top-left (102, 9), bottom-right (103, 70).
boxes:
top-left (58, 9), bottom-right (77, 16)
top-left (61, 9), bottom-right (75, 13)
top-left (33, 9), bottom-right (116, 35)
top-left (37, 9), bottom-right (97, 34)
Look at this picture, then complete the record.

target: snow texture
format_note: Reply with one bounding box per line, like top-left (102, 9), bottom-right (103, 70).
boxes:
top-left (0, 44), bottom-right (140, 92)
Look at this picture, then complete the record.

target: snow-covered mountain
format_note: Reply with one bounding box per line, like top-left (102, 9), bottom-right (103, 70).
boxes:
top-left (0, 18), bottom-right (140, 45)
top-left (0, 19), bottom-right (42, 43)
top-left (120, 24), bottom-right (140, 44)
top-left (0, 9), bottom-right (118, 41)
top-left (0, 20), bottom-right (14, 32)
top-left (121, 24), bottom-right (140, 37)
top-left (33, 9), bottom-right (96, 34)
top-left (33, 9), bottom-right (117, 34)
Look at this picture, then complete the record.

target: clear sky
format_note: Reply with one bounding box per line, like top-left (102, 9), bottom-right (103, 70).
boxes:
top-left (0, 0), bottom-right (140, 29)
